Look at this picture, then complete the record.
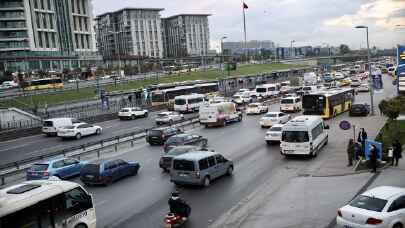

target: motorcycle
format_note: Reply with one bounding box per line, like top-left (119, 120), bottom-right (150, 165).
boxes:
top-left (164, 213), bottom-right (187, 228)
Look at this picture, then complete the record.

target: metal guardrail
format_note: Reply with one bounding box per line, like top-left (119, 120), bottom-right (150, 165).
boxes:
top-left (0, 117), bottom-right (200, 185)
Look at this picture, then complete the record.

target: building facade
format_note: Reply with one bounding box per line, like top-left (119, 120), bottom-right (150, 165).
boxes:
top-left (223, 40), bottom-right (275, 54)
top-left (95, 8), bottom-right (164, 63)
top-left (0, 0), bottom-right (99, 72)
top-left (162, 14), bottom-right (210, 58)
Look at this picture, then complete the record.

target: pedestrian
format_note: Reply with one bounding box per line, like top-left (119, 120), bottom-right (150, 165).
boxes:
top-left (360, 128), bottom-right (368, 154)
top-left (392, 139), bottom-right (403, 166)
top-left (378, 100), bottom-right (385, 116)
top-left (347, 139), bottom-right (356, 166)
top-left (369, 145), bottom-right (378, 173)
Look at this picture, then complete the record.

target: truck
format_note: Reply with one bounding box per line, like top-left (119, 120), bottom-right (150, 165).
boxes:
top-left (303, 72), bottom-right (317, 86)
top-left (199, 102), bottom-right (242, 127)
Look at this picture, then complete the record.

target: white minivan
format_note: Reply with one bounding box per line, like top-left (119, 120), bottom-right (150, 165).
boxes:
top-left (280, 96), bottom-right (302, 112)
top-left (174, 94), bottom-right (206, 113)
top-left (255, 84), bottom-right (279, 98)
top-left (280, 116), bottom-right (329, 157)
top-left (42, 118), bottom-right (81, 136)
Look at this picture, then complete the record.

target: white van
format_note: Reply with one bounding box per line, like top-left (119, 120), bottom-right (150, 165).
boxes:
top-left (302, 85), bottom-right (318, 95)
top-left (42, 118), bottom-right (81, 136)
top-left (280, 96), bottom-right (302, 112)
top-left (280, 115), bottom-right (329, 157)
top-left (174, 94), bottom-right (206, 113)
top-left (255, 83), bottom-right (279, 98)
top-left (199, 102), bottom-right (242, 127)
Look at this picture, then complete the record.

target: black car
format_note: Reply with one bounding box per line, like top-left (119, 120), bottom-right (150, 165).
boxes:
top-left (163, 133), bottom-right (208, 153)
top-left (146, 127), bottom-right (183, 145)
top-left (349, 103), bottom-right (370, 117)
top-left (159, 145), bottom-right (200, 172)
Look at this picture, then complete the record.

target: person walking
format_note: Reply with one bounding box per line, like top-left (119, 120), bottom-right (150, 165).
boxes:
top-left (392, 139), bottom-right (403, 166)
top-left (361, 128), bottom-right (368, 154)
top-left (347, 139), bottom-right (356, 166)
top-left (370, 145), bottom-right (378, 173)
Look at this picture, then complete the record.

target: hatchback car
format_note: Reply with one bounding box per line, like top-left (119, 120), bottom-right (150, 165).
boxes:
top-left (337, 186), bottom-right (405, 228)
top-left (159, 145), bottom-right (200, 172)
top-left (118, 107), bottom-right (148, 120)
top-left (163, 133), bottom-right (208, 153)
top-left (57, 123), bottom-right (102, 139)
top-left (265, 124), bottom-right (284, 144)
top-left (80, 159), bottom-right (140, 186)
top-left (146, 127), bottom-right (183, 145)
top-left (246, 103), bottom-right (268, 115)
top-left (260, 112), bottom-right (290, 128)
top-left (26, 157), bottom-right (87, 180)
top-left (349, 103), bottom-right (370, 117)
top-left (155, 111), bottom-right (184, 125)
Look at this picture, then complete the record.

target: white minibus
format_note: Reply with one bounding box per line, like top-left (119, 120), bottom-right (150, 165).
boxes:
top-left (174, 94), bottom-right (206, 113)
top-left (255, 84), bottom-right (279, 98)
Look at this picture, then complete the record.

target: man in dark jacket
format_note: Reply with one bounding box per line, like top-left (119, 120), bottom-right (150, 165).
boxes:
top-left (392, 139), bottom-right (403, 166)
top-left (347, 139), bottom-right (356, 166)
top-left (370, 145), bottom-right (378, 173)
top-left (168, 192), bottom-right (191, 218)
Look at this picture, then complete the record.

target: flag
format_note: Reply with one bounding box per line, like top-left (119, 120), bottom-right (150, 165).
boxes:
top-left (243, 2), bottom-right (248, 9)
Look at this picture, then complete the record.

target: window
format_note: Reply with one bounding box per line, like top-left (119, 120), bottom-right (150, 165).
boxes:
top-left (116, 159), bottom-right (127, 167)
top-left (350, 195), bottom-right (387, 212)
top-left (207, 156), bottom-right (216, 167)
top-left (311, 123), bottom-right (323, 140)
top-left (44, 32), bottom-right (49, 48)
top-left (52, 160), bottom-right (65, 168)
top-left (47, 0), bottom-right (51, 10)
top-left (388, 196), bottom-right (405, 212)
top-left (49, 15), bottom-right (54, 29)
top-left (215, 155), bottom-right (226, 163)
top-left (38, 32), bottom-right (43, 47)
top-left (105, 161), bottom-right (117, 170)
top-left (173, 159), bottom-right (195, 171)
top-left (82, 0), bottom-right (87, 14)
top-left (282, 131), bottom-right (309, 143)
top-left (63, 187), bottom-right (92, 216)
top-left (198, 158), bottom-right (209, 170)
top-left (51, 33), bottom-right (56, 48)
top-left (64, 158), bottom-right (78, 166)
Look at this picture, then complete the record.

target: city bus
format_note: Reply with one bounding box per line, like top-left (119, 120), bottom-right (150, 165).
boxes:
top-left (0, 179), bottom-right (96, 228)
top-left (302, 88), bottom-right (355, 119)
top-left (24, 78), bottom-right (64, 91)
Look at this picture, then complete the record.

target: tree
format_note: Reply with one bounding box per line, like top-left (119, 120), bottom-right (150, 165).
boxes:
top-left (381, 98), bottom-right (401, 123)
top-left (339, 44), bottom-right (351, 55)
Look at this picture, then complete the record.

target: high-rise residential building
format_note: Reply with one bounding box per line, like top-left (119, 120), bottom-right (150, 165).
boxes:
top-left (223, 40), bottom-right (275, 54)
top-left (162, 14), bottom-right (210, 58)
top-left (95, 8), bottom-right (164, 61)
top-left (0, 0), bottom-right (98, 72)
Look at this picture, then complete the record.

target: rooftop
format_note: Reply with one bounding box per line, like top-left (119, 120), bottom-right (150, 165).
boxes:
top-left (163, 14), bottom-right (212, 20)
top-left (96, 7), bottom-right (164, 19)
top-left (174, 151), bottom-right (217, 160)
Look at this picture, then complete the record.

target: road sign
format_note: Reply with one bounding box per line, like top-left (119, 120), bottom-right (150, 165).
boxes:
top-left (339, 120), bottom-right (351, 130)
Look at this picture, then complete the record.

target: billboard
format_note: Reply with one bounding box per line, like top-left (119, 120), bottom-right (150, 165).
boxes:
top-left (397, 45), bottom-right (405, 94)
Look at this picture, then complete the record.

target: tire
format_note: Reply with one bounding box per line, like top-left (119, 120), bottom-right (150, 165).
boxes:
top-left (393, 223), bottom-right (403, 228)
top-left (222, 120), bottom-right (226, 127)
top-left (144, 112), bottom-right (148, 118)
top-left (169, 119), bottom-right (174, 125)
top-left (104, 177), bottom-right (113, 186)
top-left (203, 176), bottom-right (210, 187)
top-left (324, 136), bottom-right (328, 145)
top-left (227, 166), bottom-right (233, 176)
top-left (75, 224), bottom-right (87, 228)
top-left (131, 115), bottom-right (136, 120)
top-left (238, 115), bottom-right (242, 122)
top-left (130, 169), bottom-right (138, 176)
top-left (75, 133), bottom-right (82, 140)
top-left (312, 150), bottom-right (317, 158)
top-left (266, 141), bottom-right (271, 145)
top-left (96, 129), bottom-right (101, 135)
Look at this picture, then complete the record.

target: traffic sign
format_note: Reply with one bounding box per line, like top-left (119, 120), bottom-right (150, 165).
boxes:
top-left (339, 120), bottom-right (351, 130)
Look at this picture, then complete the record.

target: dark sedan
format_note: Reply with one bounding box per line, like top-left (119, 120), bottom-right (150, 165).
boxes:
top-left (146, 127), bottom-right (183, 146)
top-left (163, 133), bottom-right (208, 153)
top-left (80, 159), bottom-right (140, 186)
top-left (349, 103), bottom-right (370, 117)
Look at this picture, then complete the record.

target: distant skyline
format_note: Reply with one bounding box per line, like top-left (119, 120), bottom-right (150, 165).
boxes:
top-left (93, 0), bottom-right (405, 51)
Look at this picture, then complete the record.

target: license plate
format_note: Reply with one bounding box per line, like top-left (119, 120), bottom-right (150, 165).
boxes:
top-left (85, 175), bottom-right (94, 179)
top-left (270, 134), bottom-right (278, 137)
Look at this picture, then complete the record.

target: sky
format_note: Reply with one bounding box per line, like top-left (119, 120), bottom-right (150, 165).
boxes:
top-left (92, 0), bottom-right (405, 51)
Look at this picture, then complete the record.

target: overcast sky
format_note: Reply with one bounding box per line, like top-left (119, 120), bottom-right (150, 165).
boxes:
top-left (93, 0), bottom-right (405, 50)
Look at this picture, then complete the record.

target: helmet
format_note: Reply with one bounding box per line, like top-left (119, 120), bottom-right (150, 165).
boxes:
top-left (171, 191), bottom-right (180, 198)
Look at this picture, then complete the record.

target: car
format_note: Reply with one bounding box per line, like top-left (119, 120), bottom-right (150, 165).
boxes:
top-left (246, 103), bottom-right (268, 115)
top-left (57, 123), bottom-right (102, 139)
top-left (118, 107), bottom-right (148, 120)
top-left (80, 159), bottom-right (140, 186)
top-left (351, 78), bottom-right (361, 87)
top-left (323, 75), bottom-right (334, 82)
top-left (265, 124), bottom-right (284, 145)
top-left (260, 112), bottom-right (290, 128)
top-left (159, 145), bottom-right (200, 172)
top-left (163, 133), bottom-right (208, 153)
top-left (349, 103), bottom-right (370, 116)
top-left (358, 83), bottom-right (370, 92)
top-left (339, 78), bottom-right (350, 87)
top-left (146, 127), bottom-right (183, 145)
top-left (337, 186), bottom-right (405, 228)
top-left (232, 93), bottom-right (251, 105)
top-left (155, 111), bottom-right (184, 125)
top-left (334, 72), bottom-right (345, 80)
top-left (26, 157), bottom-right (87, 180)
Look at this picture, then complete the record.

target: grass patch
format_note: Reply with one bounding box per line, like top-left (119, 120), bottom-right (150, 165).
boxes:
top-left (0, 63), bottom-right (306, 109)
top-left (375, 120), bottom-right (405, 157)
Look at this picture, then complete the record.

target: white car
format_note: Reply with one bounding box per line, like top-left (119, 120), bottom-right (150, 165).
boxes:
top-left (57, 123), bottom-right (102, 140)
top-left (351, 78), bottom-right (361, 87)
top-left (246, 103), bottom-right (268, 115)
top-left (232, 93), bottom-right (251, 104)
top-left (260, 112), bottom-right (290, 128)
top-left (118, 107), bottom-right (148, 120)
top-left (265, 124), bottom-right (283, 144)
top-left (334, 72), bottom-right (345, 80)
top-left (155, 111), bottom-right (184, 125)
top-left (358, 83), bottom-right (370, 92)
top-left (337, 186), bottom-right (405, 228)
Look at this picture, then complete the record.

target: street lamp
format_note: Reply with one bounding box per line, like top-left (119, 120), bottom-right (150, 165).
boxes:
top-left (290, 40), bottom-right (295, 58)
top-left (220, 36), bottom-right (227, 71)
top-left (355, 25), bottom-right (375, 115)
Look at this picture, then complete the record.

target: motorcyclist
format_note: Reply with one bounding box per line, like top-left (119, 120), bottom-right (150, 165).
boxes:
top-left (168, 191), bottom-right (191, 219)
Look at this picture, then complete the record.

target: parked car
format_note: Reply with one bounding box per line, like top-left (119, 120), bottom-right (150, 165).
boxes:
top-left (337, 186), bottom-right (405, 228)
top-left (349, 103), bottom-right (370, 117)
top-left (80, 159), bottom-right (140, 186)
top-left (159, 145), bottom-right (200, 172)
top-left (163, 133), bottom-right (208, 153)
top-left (57, 123), bottom-right (102, 139)
top-left (118, 107), bottom-right (148, 120)
top-left (246, 103), bottom-right (268, 115)
top-left (265, 124), bottom-right (284, 145)
top-left (358, 83), bottom-right (370, 92)
top-left (170, 151), bottom-right (233, 187)
top-left (26, 157), bottom-right (87, 180)
top-left (260, 112), bottom-right (290, 128)
top-left (146, 127), bottom-right (183, 145)
top-left (155, 111), bottom-right (184, 125)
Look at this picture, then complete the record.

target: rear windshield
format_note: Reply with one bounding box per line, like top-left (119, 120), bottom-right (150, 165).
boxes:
top-left (173, 159), bottom-right (195, 171)
top-left (270, 127), bottom-right (282, 131)
top-left (167, 147), bottom-right (194, 156)
top-left (147, 130), bottom-right (162, 136)
top-left (43, 121), bottom-right (53, 127)
top-left (31, 164), bottom-right (49, 171)
top-left (82, 164), bottom-right (100, 173)
top-left (175, 99), bottom-right (186, 105)
top-left (62, 125), bottom-right (75, 129)
top-left (157, 113), bottom-right (169, 117)
top-left (350, 195), bottom-right (387, 212)
top-left (264, 113), bottom-right (277, 117)
top-left (281, 99), bottom-right (294, 104)
top-left (120, 109), bottom-right (130, 112)
top-left (166, 136), bottom-right (184, 144)
top-left (282, 131), bottom-right (309, 142)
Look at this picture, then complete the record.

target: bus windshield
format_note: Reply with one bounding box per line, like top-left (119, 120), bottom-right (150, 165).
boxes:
top-left (175, 99), bottom-right (186, 105)
top-left (282, 131), bottom-right (309, 142)
top-left (256, 88), bottom-right (267, 93)
top-left (281, 99), bottom-right (294, 104)
top-left (302, 95), bottom-right (325, 114)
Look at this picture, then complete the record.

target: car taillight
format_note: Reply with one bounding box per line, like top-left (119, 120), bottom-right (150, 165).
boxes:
top-left (43, 172), bottom-right (49, 176)
top-left (366, 217), bottom-right (383, 225)
top-left (337, 209), bottom-right (342, 217)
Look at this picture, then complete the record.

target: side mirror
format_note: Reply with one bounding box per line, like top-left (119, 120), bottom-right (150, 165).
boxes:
top-left (324, 125), bottom-right (330, 130)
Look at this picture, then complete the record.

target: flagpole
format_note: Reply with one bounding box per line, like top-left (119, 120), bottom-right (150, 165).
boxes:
top-left (242, 2), bottom-right (247, 62)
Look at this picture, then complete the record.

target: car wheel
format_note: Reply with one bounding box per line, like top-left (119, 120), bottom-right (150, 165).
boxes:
top-left (266, 141), bottom-right (271, 145)
top-left (169, 119), bottom-right (174, 125)
top-left (312, 150), bottom-right (317, 158)
top-left (144, 112), bottom-right (148, 117)
top-left (238, 115), bottom-right (242, 122)
top-left (324, 136), bottom-right (328, 145)
top-left (227, 166), bottom-right (233, 176)
top-left (104, 177), bottom-right (113, 186)
top-left (74, 224), bottom-right (87, 228)
top-left (203, 176), bottom-right (210, 187)
top-left (131, 115), bottom-right (136, 120)
top-left (96, 129), bottom-right (101, 135)
top-left (130, 169), bottom-right (138, 176)
top-left (394, 223), bottom-right (404, 228)
top-left (75, 133), bottom-right (82, 140)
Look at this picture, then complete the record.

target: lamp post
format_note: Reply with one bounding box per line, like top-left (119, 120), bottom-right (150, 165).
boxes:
top-left (290, 40), bottom-right (295, 58)
top-left (355, 25), bottom-right (374, 115)
top-left (220, 36), bottom-right (227, 71)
